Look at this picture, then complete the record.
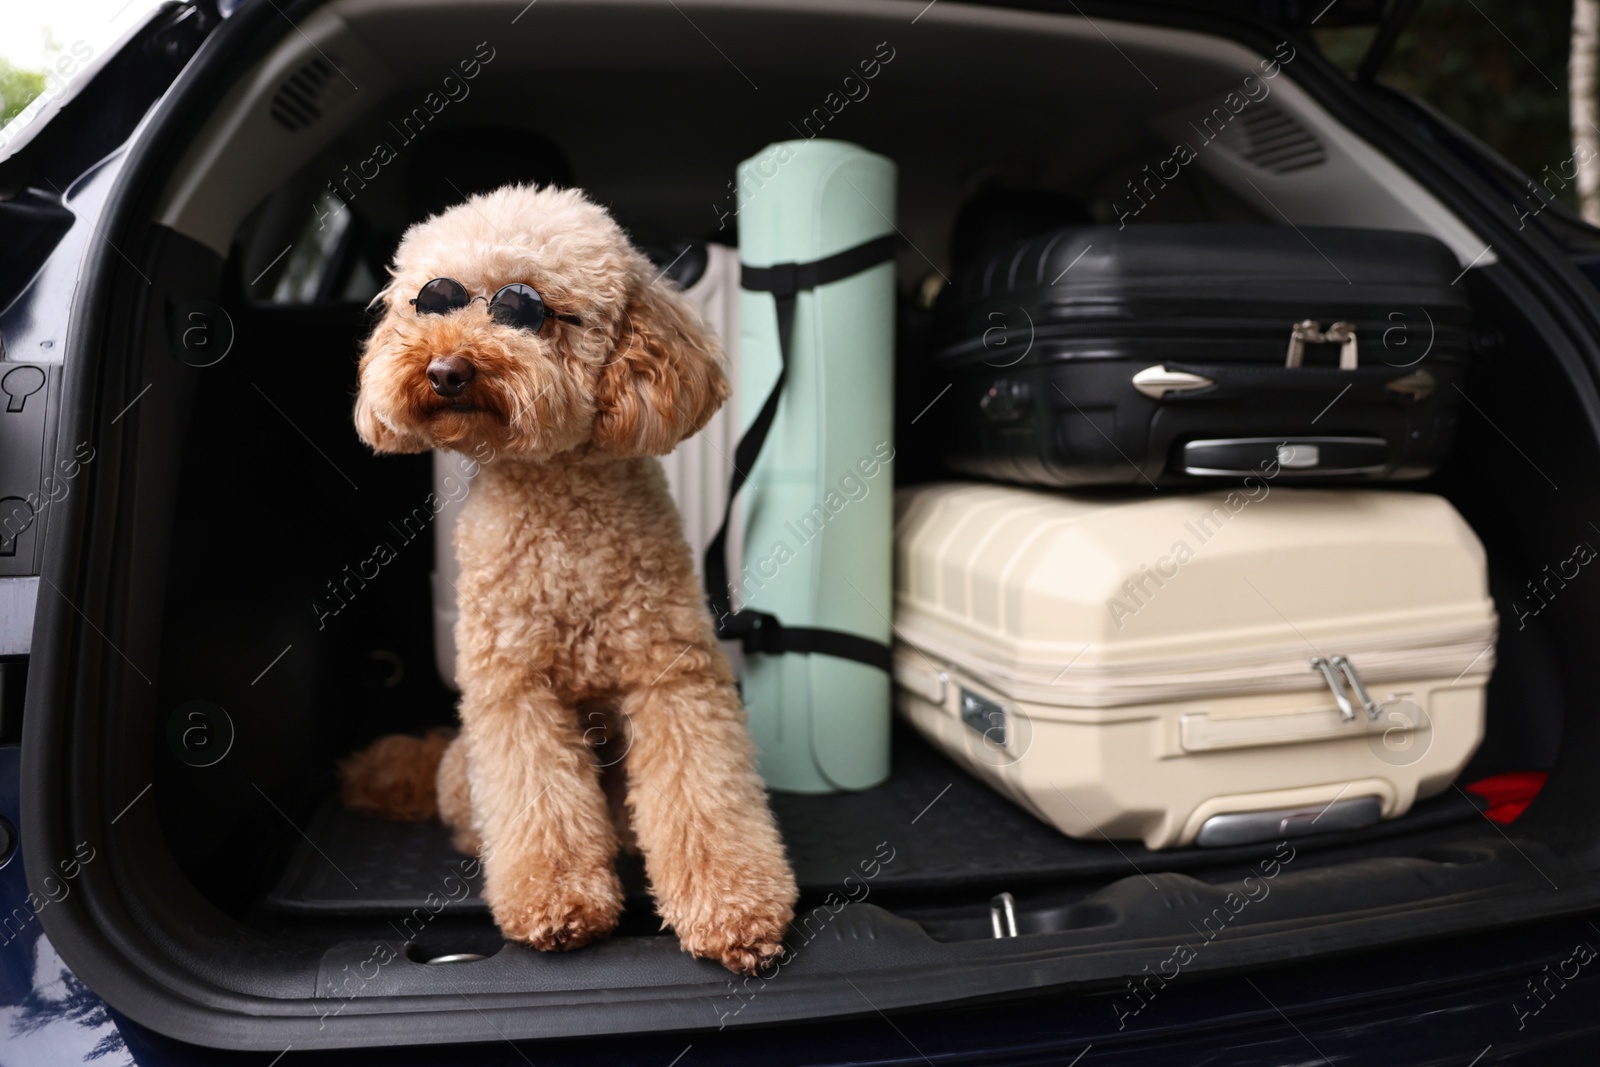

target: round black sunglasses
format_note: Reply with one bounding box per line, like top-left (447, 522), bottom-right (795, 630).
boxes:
top-left (409, 278), bottom-right (583, 333)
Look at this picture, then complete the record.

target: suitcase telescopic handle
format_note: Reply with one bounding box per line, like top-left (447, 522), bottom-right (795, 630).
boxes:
top-left (1285, 319), bottom-right (1358, 369)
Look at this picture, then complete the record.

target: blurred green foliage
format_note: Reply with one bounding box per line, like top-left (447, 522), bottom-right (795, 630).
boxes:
top-left (1317, 0), bottom-right (1575, 205)
top-left (0, 59), bottom-right (47, 128)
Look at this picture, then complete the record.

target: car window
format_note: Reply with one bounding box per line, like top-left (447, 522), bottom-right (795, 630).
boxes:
top-left (1317, 0), bottom-right (1577, 211)
top-left (0, 5), bottom-right (159, 148)
top-left (242, 187), bottom-right (386, 306)
top-left (271, 190), bottom-right (353, 303)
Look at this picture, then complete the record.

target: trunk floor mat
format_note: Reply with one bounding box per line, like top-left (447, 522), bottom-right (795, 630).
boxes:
top-left (262, 723), bottom-right (1484, 914)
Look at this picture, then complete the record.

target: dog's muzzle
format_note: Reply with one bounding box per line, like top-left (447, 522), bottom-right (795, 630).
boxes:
top-left (427, 355), bottom-right (476, 399)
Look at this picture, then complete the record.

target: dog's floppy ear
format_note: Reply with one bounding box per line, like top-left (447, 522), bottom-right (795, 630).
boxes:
top-left (591, 265), bottom-right (730, 457)
top-left (353, 352), bottom-right (428, 455)
top-left (353, 392), bottom-right (420, 453)
top-left (353, 289), bottom-right (431, 454)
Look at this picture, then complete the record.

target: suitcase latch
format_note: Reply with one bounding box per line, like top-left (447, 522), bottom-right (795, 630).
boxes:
top-left (1310, 655), bottom-right (1381, 721)
top-left (959, 687), bottom-right (1008, 746)
top-left (1285, 319), bottom-right (1358, 369)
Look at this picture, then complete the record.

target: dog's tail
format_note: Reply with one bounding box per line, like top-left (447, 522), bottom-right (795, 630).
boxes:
top-left (338, 729), bottom-right (454, 821)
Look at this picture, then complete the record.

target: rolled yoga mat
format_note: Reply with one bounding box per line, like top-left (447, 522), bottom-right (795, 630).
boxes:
top-left (725, 139), bottom-right (897, 792)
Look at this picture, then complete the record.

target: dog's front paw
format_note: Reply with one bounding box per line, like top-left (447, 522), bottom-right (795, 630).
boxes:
top-left (649, 827), bottom-right (798, 974)
top-left (676, 895), bottom-right (794, 976)
top-left (486, 862), bottom-right (623, 952)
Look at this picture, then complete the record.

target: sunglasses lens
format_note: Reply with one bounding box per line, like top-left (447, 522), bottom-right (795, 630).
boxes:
top-left (414, 278), bottom-right (469, 315)
top-left (490, 283), bottom-right (549, 332)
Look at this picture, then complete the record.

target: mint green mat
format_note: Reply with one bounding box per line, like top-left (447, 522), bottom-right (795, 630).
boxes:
top-left (734, 140), bottom-right (897, 793)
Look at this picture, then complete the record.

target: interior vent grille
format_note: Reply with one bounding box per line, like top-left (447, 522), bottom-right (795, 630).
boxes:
top-left (1220, 105), bottom-right (1327, 174)
top-left (269, 58), bottom-right (353, 131)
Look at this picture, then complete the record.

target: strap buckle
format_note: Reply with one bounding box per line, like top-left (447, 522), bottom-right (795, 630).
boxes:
top-left (713, 607), bottom-right (784, 655)
top-left (752, 261), bottom-right (800, 299)
top-left (740, 610), bottom-right (785, 655)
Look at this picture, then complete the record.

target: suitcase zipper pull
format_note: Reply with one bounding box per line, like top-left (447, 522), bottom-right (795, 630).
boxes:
top-left (1324, 321), bottom-right (1359, 370)
top-left (1331, 654), bottom-right (1382, 720)
top-left (1310, 656), bottom-right (1357, 721)
top-left (1310, 655), bottom-right (1382, 721)
top-left (1285, 320), bottom-right (1321, 369)
top-left (1285, 320), bottom-right (1358, 369)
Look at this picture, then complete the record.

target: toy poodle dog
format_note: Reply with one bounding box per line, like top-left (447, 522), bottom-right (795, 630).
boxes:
top-left (338, 184), bottom-right (796, 975)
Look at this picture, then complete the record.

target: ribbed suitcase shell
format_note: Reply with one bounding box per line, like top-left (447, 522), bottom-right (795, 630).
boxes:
top-left (929, 224), bottom-right (1473, 488)
top-left (892, 483), bottom-right (1497, 848)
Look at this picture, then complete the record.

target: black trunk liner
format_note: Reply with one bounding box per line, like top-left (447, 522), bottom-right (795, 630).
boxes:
top-left (262, 723), bottom-right (1485, 915)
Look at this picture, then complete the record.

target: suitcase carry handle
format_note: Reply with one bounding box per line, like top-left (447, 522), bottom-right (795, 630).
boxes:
top-left (1181, 436), bottom-right (1391, 477)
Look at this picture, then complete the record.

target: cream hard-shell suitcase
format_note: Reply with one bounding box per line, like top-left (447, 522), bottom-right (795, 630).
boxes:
top-left (892, 483), bottom-right (1497, 849)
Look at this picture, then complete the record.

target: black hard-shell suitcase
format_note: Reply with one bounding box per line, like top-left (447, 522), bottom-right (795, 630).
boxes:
top-left (928, 224), bottom-right (1473, 487)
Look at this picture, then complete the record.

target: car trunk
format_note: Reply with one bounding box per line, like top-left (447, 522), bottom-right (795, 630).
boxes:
top-left (21, 0), bottom-right (1600, 1050)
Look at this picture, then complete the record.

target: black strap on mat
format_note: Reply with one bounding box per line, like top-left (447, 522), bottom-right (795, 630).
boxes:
top-left (704, 233), bottom-right (897, 673)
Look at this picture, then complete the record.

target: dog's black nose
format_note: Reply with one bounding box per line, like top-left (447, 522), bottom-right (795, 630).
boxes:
top-left (427, 355), bottom-right (476, 398)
